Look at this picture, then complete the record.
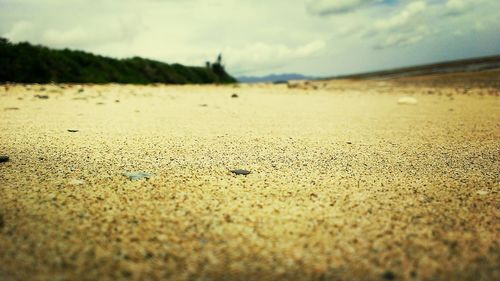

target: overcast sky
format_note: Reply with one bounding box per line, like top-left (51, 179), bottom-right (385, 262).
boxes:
top-left (1, 0), bottom-right (499, 77)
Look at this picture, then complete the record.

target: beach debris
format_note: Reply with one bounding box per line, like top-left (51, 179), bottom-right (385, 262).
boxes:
top-left (0, 155), bottom-right (9, 163)
top-left (287, 81), bottom-right (314, 90)
top-left (4, 107), bottom-right (19, 111)
top-left (34, 94), bottom-right (49, 99)
top-left (67, 129), bottom-right (79, 133)
top-left (346, 142), bottom-right (352, 144)
top-left (397, 97), bottom-right (418, 105)
top-left (122, 172), bottom-right (152, 181)
top-left (476, 190), bottom-right (488, 196)
top-left (230, 169), bottom-right (251, 176)
top-left (231, 93), bottom-right (239, 98)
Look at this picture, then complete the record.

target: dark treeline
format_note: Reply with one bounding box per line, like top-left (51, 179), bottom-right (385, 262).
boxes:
top-left (0, 38), bottom-right (236, 84)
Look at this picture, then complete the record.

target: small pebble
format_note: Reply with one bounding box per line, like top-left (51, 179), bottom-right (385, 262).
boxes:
top-left (67, 129), bottom-right (79, 133)
top-left (4, 107), bottom-right (19, 111)
top-left (231, 93), bottom-right (239, 98)
top-left (122, 172), bottom-right (152, 180)
top-left (34, 95), bottom-right (49, 99)
top-left (0, 155), bottom-right (9, 163)
top-left (230, 169), bottom-right (251, 176)
top-left (69, 179), bottom-right (85, 185)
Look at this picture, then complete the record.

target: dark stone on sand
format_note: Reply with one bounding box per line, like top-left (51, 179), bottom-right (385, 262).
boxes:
top-left (230, 169), bottom-right (251, 175)
top-left (382, 270), bottom-right (395, 280)
top-left (231, 93), bottom-right (239, 98)
top-left (0, 155), bottom-right (9, 163)
top-left (199, 104), bottom-right (208, 107)
top-left (346, 142), bottom-right (352, 144)
top-left (0, 214), bottom-right (4, 229)
top-left (67, 129), bottom-right (79, 132)
top-left (4, 107), bottom-right (19, 111)
top-left (144, 251), bottom-right (154, 259)
top-left (34, 95), bottom-right (49, 99)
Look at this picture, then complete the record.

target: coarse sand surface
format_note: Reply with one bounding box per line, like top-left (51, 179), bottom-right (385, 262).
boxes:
top-left (0, 81), bottom-right (498, 281)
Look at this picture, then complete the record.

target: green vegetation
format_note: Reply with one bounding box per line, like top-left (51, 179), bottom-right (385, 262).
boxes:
top-left (0, 38), bottom-right (236, 84)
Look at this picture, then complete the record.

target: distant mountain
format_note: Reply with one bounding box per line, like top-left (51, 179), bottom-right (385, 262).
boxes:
top-left (0, 38), bottom-right (237, 84)
top-left (238, 73), bottom-right (313, 83)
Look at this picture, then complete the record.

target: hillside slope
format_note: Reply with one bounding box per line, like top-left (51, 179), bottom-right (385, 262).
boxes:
top-left (0, 38), bottom-right (236, 84)
top-left (324, 55), bottom-right (500, 80)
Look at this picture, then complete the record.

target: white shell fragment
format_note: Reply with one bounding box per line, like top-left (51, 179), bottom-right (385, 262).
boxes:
top-left (397, 96), bottom-right (418, 105)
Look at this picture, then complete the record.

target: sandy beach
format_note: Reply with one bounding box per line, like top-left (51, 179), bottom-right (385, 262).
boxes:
top-left (0, 79), bottom-right (498, 280)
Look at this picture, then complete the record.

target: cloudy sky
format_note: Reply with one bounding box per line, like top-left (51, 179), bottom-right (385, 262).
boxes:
top-left (1, 0), bottom-right (499, 77)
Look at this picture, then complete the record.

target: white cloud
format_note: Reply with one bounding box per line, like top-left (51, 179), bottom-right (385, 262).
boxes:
top-left (366, 1), bottom-right (430, 49)
top-left (222, 40), bottom-right (326, 73)
top-left (373, 1), bottom-right (427, 32)
top-left (3, 13), bottom-right (143, 48)
top-left (4, 21), bottom-right (35, 42)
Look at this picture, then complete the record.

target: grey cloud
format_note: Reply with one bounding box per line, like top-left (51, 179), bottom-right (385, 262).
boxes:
top-left (370, 0), bottom-right (499, 50)
top-left (373, 27), bottom-right (429, 49)
top-left (306, 0), bottom-right (380, 16)
top-left (444, 0), bottom-right (472, 16)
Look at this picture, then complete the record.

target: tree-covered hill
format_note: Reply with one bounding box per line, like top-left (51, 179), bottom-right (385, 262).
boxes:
top-left (0, 38), bottom-right (236, 84)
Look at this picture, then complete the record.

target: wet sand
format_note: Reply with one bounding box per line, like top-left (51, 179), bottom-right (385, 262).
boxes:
top-left (0, 80), bottom-right (498, 281)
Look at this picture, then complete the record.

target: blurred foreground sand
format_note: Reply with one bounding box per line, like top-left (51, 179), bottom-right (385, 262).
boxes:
top-left (0, 79), bottom-right (498, 281)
